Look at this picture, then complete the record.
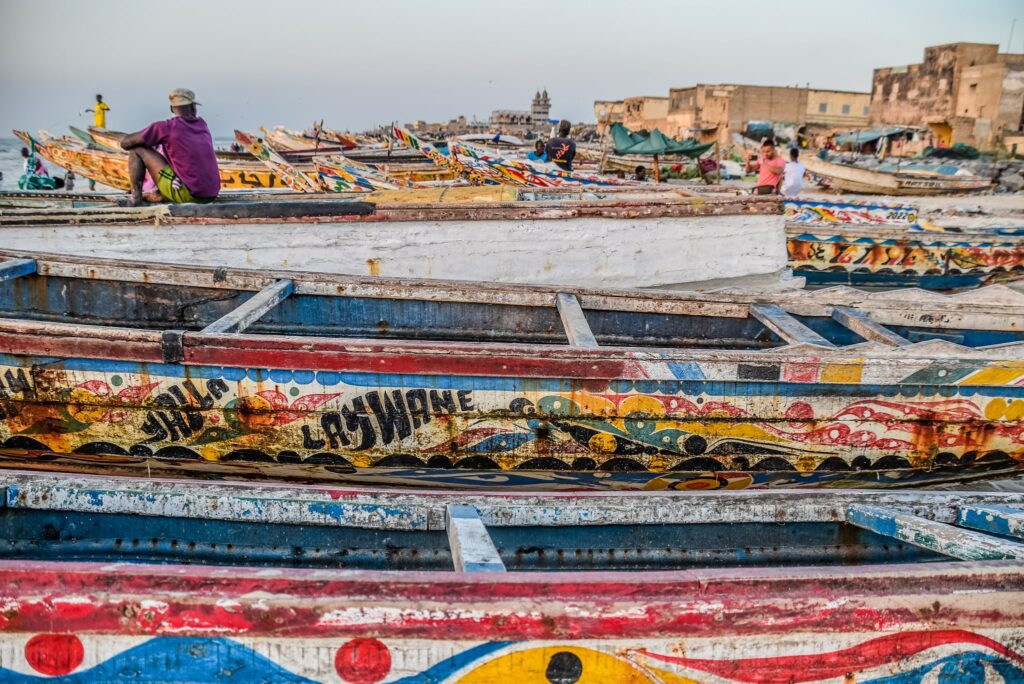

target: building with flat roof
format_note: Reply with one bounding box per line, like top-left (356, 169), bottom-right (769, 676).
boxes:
top-left (871, 42), bottom-right (1024, 150)
top-left (666, 84), bottom-right (869, 144)
top-left (622, 96), bottom-right (670, 133)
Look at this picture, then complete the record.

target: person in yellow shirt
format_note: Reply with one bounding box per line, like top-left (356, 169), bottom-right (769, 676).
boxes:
top-left (86, 94), bottom-right (110, 129)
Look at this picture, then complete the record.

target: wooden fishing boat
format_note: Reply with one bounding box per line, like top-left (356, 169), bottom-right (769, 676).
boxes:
top-left (803, 154), bottom-right (991, 195)
top-left (0, 193), bottom-right (787, 289)
top-left (0, 472), bottom-right (1022, 681)
top-left (0, 250), bottom-right (1021, 490)
top-left (14, 130), bottom-right (302, 192)
top-left (449, 140), bottom-right (638, 188)
top-left (234, 130), bottom-right (323, 192)
top-left (785, 198), bottom-right (1024, 289)
top-left (261, 126), bottom-right (348, 154)
top-left (314, 155), bottom-right (421, 192)
top-left (399, 127), bottom-right (632, 188)
top-left (303, 123), bottom-right (359, 148)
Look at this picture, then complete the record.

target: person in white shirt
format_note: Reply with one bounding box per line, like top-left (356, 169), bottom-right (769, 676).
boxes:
top-left (781, 148), bottom-right (806, 197)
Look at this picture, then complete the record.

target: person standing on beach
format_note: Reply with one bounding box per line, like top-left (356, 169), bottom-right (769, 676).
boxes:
top-left (781, 148), bottom-right (805, 197)
top-left (86, 94), bottom-right (110, 129)
top-left (545, 120), bottom-right (577, 171)
top-left (119, 88), bottom-right (220, 206)
top-left (745, 139), bottom-right (785, 194)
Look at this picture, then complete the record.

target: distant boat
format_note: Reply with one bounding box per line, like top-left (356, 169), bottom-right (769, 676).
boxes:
top-left (803, 154), bottom-right (991, 195)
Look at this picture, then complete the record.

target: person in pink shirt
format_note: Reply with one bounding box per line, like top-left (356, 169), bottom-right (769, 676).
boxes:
top-left (745, 139), bottom-right (786, 194)
top-left (119, 88), bottom-right (220, 206)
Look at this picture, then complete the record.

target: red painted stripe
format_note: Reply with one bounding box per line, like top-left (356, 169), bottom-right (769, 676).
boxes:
top-left (0, 562), bottom-right (1020, 638)
top-left (183, 344), bottom-right (641, 379)
top-left (0, 331), bottom-right (163, 363)
top-left (637, 630), bottom-right (1024, 682)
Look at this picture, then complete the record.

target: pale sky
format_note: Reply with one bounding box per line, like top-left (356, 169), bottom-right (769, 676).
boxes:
top-left (1, 0), bottom-right (1021, 137)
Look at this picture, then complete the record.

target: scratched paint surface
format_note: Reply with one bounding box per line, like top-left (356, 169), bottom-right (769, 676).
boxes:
top-left (1, 354), bottom-right (1021, 488)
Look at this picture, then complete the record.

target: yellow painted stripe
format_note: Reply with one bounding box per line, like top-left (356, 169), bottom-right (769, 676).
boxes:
top-left (959, 367), bottom-right (1024, 386)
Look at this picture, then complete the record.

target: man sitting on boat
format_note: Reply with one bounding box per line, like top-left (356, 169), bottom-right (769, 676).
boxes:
top-left (119, 88), bottom-right (219, 206)
top-left (545, 120), bottom-right (577, 171)
top-left (745, 139), bottom-right (785, 195)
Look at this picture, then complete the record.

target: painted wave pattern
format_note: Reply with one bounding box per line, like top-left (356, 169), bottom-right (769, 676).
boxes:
top-left (1, 358), bottom-right (1022, 480)
top-left (783, 199), bottom-right (918, 226)
top-left (0, 631), bottom-right (1022, 682)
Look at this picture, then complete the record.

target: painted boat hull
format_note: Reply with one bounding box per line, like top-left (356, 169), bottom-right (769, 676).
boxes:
top-left (0, 474), bottom-right (1022, 681)
top-left (14, 131), bottom-right (309, 191)
top-left (0, 253), bottom-right (1022, 490)
top-left (0, 197), bottom-right (787, 290)
top-left (784, 199), bottom-right (1024, 289)
top-left (803, 155), bottom-right (991, 195)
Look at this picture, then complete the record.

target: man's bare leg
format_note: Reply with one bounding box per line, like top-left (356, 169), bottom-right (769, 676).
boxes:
top-left (126, 147), bottom-right (169, 206)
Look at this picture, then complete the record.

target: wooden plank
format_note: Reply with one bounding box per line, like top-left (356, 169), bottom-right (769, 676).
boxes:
top-left (749, 303), bottom-right (835, 347)
top-left (8, 470), bottom-right (1024, 531)
top-left (200, 278), bottom-right (294, 334)
top-left (0, 257), bottom-right (36, 282)
top-left (847, 504), bottom-right (1024, 561)
top-left (9, 250), bottom-right (1024, 330)
top-left (831, 306), bottom-right (910, 347)
top-left (445, 504), bottom-right (506, 572)
top-left (555, 292), bottom-right (599, 347)
top-left (957, 505), bottom-right (1024, 540)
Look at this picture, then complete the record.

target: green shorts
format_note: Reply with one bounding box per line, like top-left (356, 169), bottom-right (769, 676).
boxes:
top-left (156, 165), bottom-right (214, 204)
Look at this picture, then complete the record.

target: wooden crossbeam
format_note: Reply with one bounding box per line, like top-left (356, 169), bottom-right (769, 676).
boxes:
top-left (556, 292), bottom-right (599, 347)
top-left (201, 279), bottom-right (294, 334)
top-left (957, 505), bottom-right (1024, 541)
top-left (847, 504), bottom-right (1024, 561)
top-left (831, 306), bottom-right (910, 347)
top-left (0, 258), bottom-right (36, 283)
top-left (445, 504), bottom-right (506, 572)
top-left (749, 303), bottom-right (835, 347)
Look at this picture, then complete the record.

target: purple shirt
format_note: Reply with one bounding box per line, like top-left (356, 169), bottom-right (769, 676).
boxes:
top-left (141, 116), bottom-right (220, 198)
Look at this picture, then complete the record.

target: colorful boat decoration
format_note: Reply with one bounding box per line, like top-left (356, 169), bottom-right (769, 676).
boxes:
top-left (447, 140), bottom-right (634, 188)
top-left (261, 126), bottom-right (348, 154)
top-left (313, 154), bottom-right (420, 192)
top-left (803, 154), bottom-right (992, 195)
top-left (783, 198), bottom-right (1024, 289)
top-left (0, 473), bottom-right (1022, 682)
top-left (235, 130), bottom-right (324, 193)
top-left (783, 197), bottom-right (918, 227)
top-left (392, 126), bottom-right (506, 185)
top-left (0, 251), bottom-right (1021, 490)
top-left (13, 130), bottom-right (302, 192)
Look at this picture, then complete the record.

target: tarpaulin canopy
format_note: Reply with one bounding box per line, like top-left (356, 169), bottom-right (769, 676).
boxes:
top-left (610, 123), bottom-right (713, 158)
top-left (834, 127), bottom-right (907, 147)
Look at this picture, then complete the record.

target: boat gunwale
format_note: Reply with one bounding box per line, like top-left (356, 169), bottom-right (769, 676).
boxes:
top-left (4, 469), bottom-right (1024, 529)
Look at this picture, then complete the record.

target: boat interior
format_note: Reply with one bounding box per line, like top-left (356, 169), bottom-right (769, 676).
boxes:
top-left (1, 254), bottom-right (1021, 352)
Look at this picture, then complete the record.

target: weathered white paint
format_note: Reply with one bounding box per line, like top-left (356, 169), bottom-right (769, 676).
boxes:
top-left (0, 214), bottom-right (787, 289)
top-left (445, 505), bottom-right (506, 572)
top-left (6, 472), bottom-right (1024, 531)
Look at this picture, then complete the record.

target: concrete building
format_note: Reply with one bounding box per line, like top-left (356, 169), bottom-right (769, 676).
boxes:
top-left (806, 90), bottom-right (872, 128)
top-left (622, 96), bottom-right (670, 133)
top-left (665, 84), bottom-right (870, 144)
top-left (871, 43), bottom-right (1024, 150)
top-left (593, 100), bottom-right (625, 135)
top-left (489, 90), bottom-right (553, 134)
